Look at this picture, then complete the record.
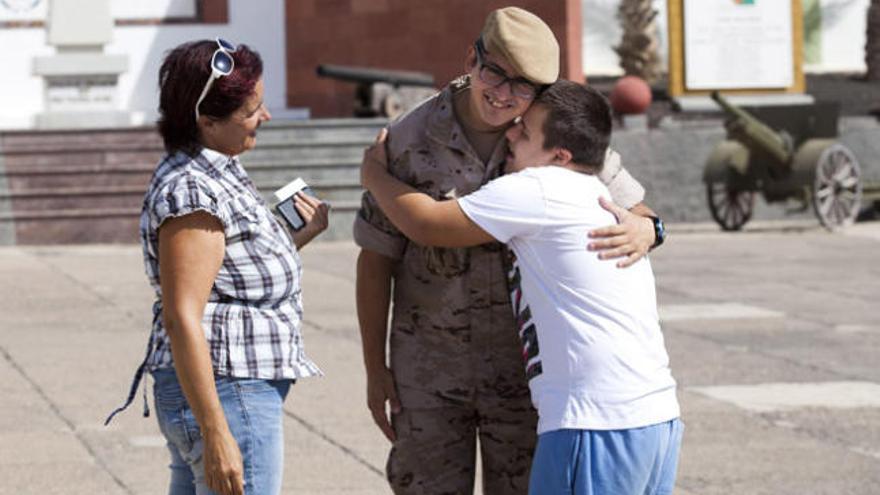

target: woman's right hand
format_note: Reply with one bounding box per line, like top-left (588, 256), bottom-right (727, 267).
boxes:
top-left (157, 211), bottom-right (242, 494)
top-left (203, 427), bottom-right (245, 495)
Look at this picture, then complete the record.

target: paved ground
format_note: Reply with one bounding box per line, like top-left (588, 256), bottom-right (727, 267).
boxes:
top-left (1, 219), bottom-right (879, 494)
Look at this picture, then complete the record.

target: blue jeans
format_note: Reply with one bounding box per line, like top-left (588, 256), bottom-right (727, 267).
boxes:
top-left (152, 369), bottom-right (292, 495)
top-left (528, 419), bottom-right (684, 495)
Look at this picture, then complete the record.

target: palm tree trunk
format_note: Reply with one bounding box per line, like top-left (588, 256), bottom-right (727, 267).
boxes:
top-left (867, 0), bottom-right (880, 80)
top-left (614, 0), bottom-right (662, 84)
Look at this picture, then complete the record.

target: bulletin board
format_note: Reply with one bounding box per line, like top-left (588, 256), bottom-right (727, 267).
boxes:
top-left (667, 0), bottom-right (805, 97)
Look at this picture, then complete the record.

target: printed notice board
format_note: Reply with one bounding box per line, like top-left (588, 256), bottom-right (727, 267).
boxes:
top-left (667, 0), bottom-right (805, 97)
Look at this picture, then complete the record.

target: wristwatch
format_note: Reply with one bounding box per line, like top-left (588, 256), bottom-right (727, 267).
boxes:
top-left (649, 215), bottom-right (666, 250)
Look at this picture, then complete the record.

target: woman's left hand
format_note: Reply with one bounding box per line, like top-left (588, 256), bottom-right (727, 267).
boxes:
top-left (291, 192), bottom-right (330, 249)
top-left (587, 197), bottom-right (655, 268)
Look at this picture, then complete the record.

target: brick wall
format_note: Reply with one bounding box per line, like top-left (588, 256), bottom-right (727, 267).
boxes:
top-left (200, 0), bottom-right (229, 24)
top-left (285, 0), bottom-right (583, 117)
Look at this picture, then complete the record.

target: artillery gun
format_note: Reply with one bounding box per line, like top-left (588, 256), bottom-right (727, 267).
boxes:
top-left (704, 91), bottom-right (862, 230)
top-left (316, 64), bottom-right (436, 120)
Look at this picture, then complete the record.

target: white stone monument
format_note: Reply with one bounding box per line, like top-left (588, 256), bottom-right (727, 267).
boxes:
top-left (33, 0), bottom-right (129, 128)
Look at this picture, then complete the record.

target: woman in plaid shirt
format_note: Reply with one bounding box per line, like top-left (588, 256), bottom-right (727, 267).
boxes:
top-left (107, 39), bottom-right (326, 495)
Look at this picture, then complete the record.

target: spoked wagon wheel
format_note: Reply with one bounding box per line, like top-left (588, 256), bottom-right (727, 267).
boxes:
top-left (813, 143), bottom-right (862, 230)
top-left (706, 180), bottom-right (755, 231)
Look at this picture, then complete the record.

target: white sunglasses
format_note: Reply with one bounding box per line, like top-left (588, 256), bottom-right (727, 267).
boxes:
top-left (194, 37), bottom-right (237, 123)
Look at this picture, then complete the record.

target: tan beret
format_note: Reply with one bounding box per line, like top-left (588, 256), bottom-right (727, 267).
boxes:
top-left (481, 7), bottom-right (560, 85)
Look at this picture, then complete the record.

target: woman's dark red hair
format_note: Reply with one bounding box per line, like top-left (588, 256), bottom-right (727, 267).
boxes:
top-left (157, 39), bottom-right (263, 153)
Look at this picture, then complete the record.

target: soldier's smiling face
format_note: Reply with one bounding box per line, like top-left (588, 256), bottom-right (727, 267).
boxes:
top-left (466, 47), bottom-right (533, 129)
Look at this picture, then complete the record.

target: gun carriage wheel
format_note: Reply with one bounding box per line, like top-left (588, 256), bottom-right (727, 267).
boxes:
top-left (812, 143), bottom-right (862, 230)
top-left (706, 181), bottom-right (755, 231)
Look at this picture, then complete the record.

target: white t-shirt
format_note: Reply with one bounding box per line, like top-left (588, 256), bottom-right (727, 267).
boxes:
top-left (458, 166), bottom-right (679, 434)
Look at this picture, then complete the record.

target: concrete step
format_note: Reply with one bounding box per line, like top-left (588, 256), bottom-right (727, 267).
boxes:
top-left (0, 190), bottom-right (362, 216)
top-left (246, 166), bottom-right (360, 188)
top-left (3, 172), bottom-right (153, 191)
top-left (3, 151), bottom-right (123, 168)
top-left (242, 144), bottom-right (368, 164)
top-left (260, 186), bottom-right (362, 206)
top-left (0, 186), bottom-right (144, 211)
top-left (0, 209), bottom-right (360, 245)
top-left (0, 209), bottom-right (141, 244)
top-left (3, 160), bottom-right (156, 174)
top-left (0, 119), bottom-right (385, 154)
top-left (2, 160), bottom-right (362, 190)
top-left (253, 121), bottom-right (385, 145)
top-left (0, 119), bottom-right (380, 244)
top-left (0, 208), bottom-right (359, 244)
top-left (2, 142), bottom-right (367, 167)
top-left (0, 128), bottom-right (162, 154)
top-left (3, 155), bottom-right (362, 176)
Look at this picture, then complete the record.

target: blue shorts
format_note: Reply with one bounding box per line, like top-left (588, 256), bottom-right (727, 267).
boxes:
top-left (528, 419), bottom-right (683, 495)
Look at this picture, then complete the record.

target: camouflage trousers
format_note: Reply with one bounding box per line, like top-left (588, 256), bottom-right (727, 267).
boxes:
top-left (386, 394), bottom-right (537, 494)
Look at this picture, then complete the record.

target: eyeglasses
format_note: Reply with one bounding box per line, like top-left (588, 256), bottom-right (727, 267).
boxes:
top-left (194, 37), bottom-right (238, 123)
top-left (474, 38), bottom-right (541, 101)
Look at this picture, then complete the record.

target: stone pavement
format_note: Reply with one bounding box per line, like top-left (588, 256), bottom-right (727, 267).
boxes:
top-left (1, 220), bottom-right (879, 494)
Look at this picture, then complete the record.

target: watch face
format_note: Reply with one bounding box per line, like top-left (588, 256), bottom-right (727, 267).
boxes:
top-left (1, 0), bottom-right (42, 12)
top-left (651, 216), bottom-right (666, 247)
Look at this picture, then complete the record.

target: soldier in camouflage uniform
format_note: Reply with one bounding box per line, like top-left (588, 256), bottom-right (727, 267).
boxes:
top-left (354, 7), bottom-right (659, 494)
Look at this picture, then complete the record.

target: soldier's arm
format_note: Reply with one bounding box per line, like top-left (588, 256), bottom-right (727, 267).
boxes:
top-left (361, 145), bottom-right (494, 247)
top-left (356, 249), bottom-right (401, 442)
top-left (354, 128), bottom-right (411, 443)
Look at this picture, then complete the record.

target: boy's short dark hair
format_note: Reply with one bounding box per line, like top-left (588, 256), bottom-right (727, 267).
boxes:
top-left (536, 80), bottom-right (612, 173)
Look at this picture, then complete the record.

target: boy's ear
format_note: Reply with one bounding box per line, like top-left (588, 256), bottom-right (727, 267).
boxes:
top-left (555, 147), bottom-right (573, 165)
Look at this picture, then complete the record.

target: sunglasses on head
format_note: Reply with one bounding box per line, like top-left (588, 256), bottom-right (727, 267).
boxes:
top-left (194, 37), bottom-right (238, 123)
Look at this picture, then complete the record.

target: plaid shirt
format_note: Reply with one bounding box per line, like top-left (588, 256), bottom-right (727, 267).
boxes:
top-left (106, 147), bottom-right (320, 424)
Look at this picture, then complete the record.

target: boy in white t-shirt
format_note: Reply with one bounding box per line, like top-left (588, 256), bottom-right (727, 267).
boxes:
top-left (360, 80), bottom-right (682, 495)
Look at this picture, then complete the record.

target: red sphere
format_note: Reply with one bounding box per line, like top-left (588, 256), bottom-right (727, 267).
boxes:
top-left (609, 76), bottom-right (652, 115)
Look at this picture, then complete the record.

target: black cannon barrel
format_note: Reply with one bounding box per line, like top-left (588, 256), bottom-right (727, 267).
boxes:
top-left (711, 91), bottom-right (792, 165)
top-left (316, 64), bottom-right (435, 88)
